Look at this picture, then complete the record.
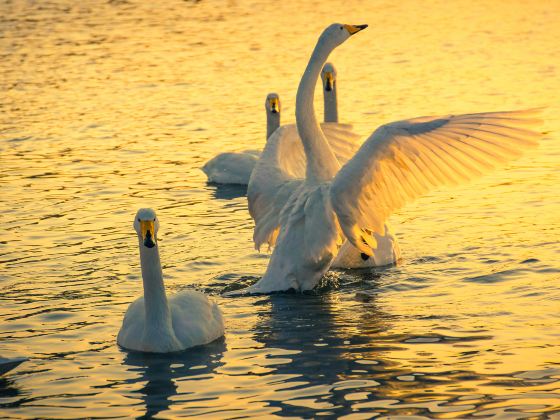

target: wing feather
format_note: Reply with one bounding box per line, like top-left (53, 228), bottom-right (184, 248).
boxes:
top-left (248, 122), bottom-right (362, 250)
top-left (330, 109), bottom-right (543, 254)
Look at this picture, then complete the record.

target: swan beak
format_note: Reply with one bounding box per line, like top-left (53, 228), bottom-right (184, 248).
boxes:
top-left (344, 24), bottom-right (368, 35)
top-left (140, 220), bottom-right (156, 248)
top-left (324, 72), bottom-right (334, 92)
top-left (269, 97), bottom-right (280, 114)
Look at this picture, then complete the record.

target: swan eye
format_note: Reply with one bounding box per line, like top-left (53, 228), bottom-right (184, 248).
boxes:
top-left (339, 26), bottom-right (343, 30)
top-left (137, 218), bottom-right (140, 222)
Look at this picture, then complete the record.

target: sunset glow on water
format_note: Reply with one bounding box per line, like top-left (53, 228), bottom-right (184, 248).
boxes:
top-left (1, 0), bottom-right (559, 418)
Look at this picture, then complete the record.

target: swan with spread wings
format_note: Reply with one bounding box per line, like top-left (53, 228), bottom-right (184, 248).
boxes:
top-left (245, 23), bottom-right (542, 293)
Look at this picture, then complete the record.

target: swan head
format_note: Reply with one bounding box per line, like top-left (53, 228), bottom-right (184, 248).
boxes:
top-left (321, 63), bottom-right (337, 92)
top-left (265, 92), bottom-right (280, 114)
top-left (318, 23), bottom-right (368, 49)
top-left (134, 208), bottom-right (159, 249)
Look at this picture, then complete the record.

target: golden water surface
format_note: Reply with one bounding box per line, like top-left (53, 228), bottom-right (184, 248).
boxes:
top-left (1, 0), bottom-right (559, 418)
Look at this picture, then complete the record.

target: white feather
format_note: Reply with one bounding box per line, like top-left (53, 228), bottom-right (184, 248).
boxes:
top-left (330, 109), bottom-right (542, 254)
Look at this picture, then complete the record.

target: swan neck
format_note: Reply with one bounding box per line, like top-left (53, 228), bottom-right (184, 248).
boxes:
top-left (323, 82), bottom-right (338, 123)
top-left (296, 41), bottom-right (340, 182)
top-left (266, 111), bottom-right (280, 139)
top-left (139, 241), bottom-right (172, 331)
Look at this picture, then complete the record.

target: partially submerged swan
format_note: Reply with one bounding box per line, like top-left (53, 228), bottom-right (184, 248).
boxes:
top-left (246, 23), bottom-right (542, 293)
top-left (201, 93), bottom-right (280, 185)
top-left (0, 356), bottom-right (27, 375)
top-left (117, 208), bottom-right (224, 353)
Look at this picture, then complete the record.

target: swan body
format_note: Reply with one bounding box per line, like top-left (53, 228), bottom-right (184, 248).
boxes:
top-left (202, 151), bottom-right (260, 185)
top-left (201, 93), bottom-right (281, 185)
top-left (117, 209), bottom-right (224, 353)
top-left (0, 357), bottom-right (27, 375)
top-left (246, 23), bottom-right (542, 293)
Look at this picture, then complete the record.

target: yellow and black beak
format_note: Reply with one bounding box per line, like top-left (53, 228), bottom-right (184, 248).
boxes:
top-left (344, 24), bottom-right (368, 36)
top-left (324, 72), bottom-right (334, 92)
top-left (140, 220), bottom-right (156, 248)
top-left (269, 97), bottom-right (280, 114)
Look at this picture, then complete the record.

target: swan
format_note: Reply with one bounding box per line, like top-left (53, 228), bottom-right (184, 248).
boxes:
top-left (201, 93), bottom-right (281, 185)
top-left (0, 356), bottom-right (27, 375)
top-left (117, 208), bottom-right (224, 353)
top-left (247, 64), bottom-right (400, 268)
top-left (246, 23), bottom-right (542, 293)
top-left (321, 62), bottom-right (339, 123)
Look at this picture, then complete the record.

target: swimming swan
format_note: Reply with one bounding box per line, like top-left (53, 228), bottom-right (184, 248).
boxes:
top-left (117, 208), bottom-right (224, 353)
top-left (201, 93), bottom-right (280, 185)
top-left (246, 23), bottom-right (542, 293)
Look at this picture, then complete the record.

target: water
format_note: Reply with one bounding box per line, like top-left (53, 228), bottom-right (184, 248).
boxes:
top-left (1, 0), bottom-right (559, 418)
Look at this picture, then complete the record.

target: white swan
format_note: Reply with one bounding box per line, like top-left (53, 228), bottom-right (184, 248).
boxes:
top-left (0, 356), bottom-right (27, 375)
top-left (246, 23), bottom-right (542, 293)
top-left (201, 93), bottom-right (281, 185)
top-left (321, 62), bottom-right (339, 123)
top-left (248, 64), bottom-right (400, 268)
top-left (117, 208), bottom-right (224, 353)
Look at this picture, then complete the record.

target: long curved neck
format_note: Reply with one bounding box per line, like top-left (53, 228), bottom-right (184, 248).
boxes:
top-left (323, 81), bottom-right (338, 123)
top-left (139, 242), bottom-right (172, 332)
top-left (296, 41), bottom-right (340, 183)
top-left (266, 110), bottom-right (280, 139)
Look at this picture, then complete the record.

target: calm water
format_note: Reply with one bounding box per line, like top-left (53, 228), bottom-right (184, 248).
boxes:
top-left (1, 0), bottom-right (559, 418)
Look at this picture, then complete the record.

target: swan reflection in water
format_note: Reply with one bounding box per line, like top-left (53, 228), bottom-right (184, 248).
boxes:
top-left (248, 273), bottom-right (404, 417)
top-left (208, 184), bottom-right (248, 200)
top-left (246, 269), bottom-right (500, 418)
top-left (120, 338), bottom-right (226, 419)
top-left (0, 376), bottom-right (24, 407)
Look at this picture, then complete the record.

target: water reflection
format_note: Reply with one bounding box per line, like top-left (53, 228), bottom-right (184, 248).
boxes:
top-left (247, 275), bottom-right (560, 418)
top-left (250, 288), bottom-right (394, 416)
top-left (119, 339), bottom-right (226, 419)
top-left (0, 376), bottom-right (23, 404)
top-left (208, 184), bottom-right (248, 200)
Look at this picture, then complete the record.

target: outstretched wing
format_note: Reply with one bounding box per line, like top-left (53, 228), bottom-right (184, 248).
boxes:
top-left (330, 109), bottom-right (543, 255)
top-left (248, 125), bottom-right (304, 250)
top-left (248, 123), bottom-right (361, 250)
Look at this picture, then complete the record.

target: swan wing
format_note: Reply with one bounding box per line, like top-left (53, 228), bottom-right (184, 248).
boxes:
top-left (170, 290), bottom-right (224, 347)
top-left (330, 109), bottom-right (543, 255)
top-left (248, 123), bottom-right (362, 250)
top-left (321, 122), bottom-right (362, 165)
top-left (248, 125), bottom-right (304, 250)
top-left (265, 123), bottom-right (362, 178)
